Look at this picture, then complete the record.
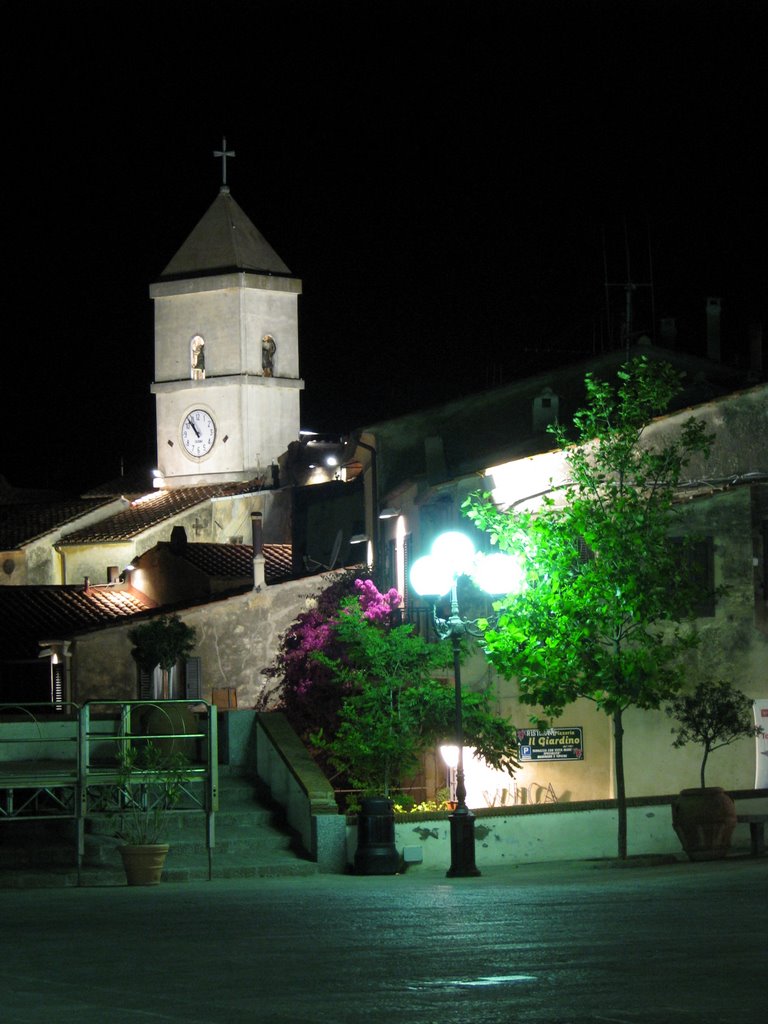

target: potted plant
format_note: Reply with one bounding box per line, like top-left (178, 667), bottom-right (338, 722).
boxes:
top-left (667, 680), bottom-right (762, 861)
top-left (128, 615), bottom-right (199, 754)
top-left (114, 740), bottom-right (188, 885)
top-left (128, 614), bottom-right (197, 702)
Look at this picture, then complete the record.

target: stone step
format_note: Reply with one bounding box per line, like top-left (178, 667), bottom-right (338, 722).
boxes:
top-left (85, 828), bottom-right (291, 863)
top-left (0, 775), bottom-right (318, 887)
top-left (86, 807), bottom-right (275, 836)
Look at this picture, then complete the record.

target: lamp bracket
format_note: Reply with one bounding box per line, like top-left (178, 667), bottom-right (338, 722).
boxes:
top-left (432, 607), bottom-right (498, 642)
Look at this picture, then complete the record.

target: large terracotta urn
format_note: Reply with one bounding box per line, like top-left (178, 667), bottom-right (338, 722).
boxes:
top-left (671, 787), bottom-right (737, 862)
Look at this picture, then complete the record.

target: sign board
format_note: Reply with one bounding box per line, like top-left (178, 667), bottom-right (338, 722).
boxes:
top-left (755, 701), bottom-right (768, 789)
top-left (517, 727), bottom-right (584, 762)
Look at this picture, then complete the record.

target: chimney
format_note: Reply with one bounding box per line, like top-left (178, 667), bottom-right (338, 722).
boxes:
top-left (532, 386), bottom-right (559, 433)
top-left (83, 576), bottom-right (90, 592)
top-left (659, 316), bottom-right (678, 348)
top-left (424, 436), bottom-right (448, 484)
top-left (706, 297), bottom-right (721, 362)
top-left (748, 322), bottom-right (764, 380)
top-left (251, 512), bottom-right (265, 590)
top-left (169, 525), bottom-right (188, 554)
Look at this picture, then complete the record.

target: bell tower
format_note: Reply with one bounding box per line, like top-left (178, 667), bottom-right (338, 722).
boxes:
top-left (150, 150), bottom-right (303, 487)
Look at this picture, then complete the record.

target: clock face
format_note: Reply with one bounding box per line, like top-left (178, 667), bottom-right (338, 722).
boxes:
top-left (181, 409), bottom-right (216, 457)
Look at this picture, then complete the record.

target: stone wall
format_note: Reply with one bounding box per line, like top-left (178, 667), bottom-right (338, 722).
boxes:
top-left (70, 572), bottom-right (331, 707)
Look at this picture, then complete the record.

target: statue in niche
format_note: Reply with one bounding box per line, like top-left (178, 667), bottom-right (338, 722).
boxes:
top-left (262, 334), bottom-right (276, 377)
top-left (191, 336), bottom-right (206, 380)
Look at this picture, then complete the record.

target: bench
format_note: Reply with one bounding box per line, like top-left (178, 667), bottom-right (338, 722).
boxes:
top-left (736, 814), bottom-right (768, 856)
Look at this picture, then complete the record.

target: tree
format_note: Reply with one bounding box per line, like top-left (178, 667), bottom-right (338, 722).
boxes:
top-left (667, 680), bottom-right (762, 788)
top-left (464, 357), bottom-right (714, 858)
top-left (128, 614), bottom-right (197, 700)
top-left (269, 577), bottom-right (520, 800)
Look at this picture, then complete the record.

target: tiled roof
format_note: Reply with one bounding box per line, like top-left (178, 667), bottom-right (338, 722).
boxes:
top-left (0, 498), bottom-right (117, 550)
top-left (363, 343), bottom-right (754, 496)
top-left (80, 471), bottom-right (155, 498)
top-left (0, 477), bottom-right (67, 504)
top-left (0, 585), bottom-right (154, 659)
top-left (263, 544), bottom-right (293, 584)
top-left (175, 542), bottom-right (294, 585)
top-left (179, 543), bottom-right (255, 578)
top-left (60, 482), bottom-right (264, 544)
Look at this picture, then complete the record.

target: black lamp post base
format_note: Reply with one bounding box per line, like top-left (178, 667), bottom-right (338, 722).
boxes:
top-left (446, 808), bottom-right (481, 877)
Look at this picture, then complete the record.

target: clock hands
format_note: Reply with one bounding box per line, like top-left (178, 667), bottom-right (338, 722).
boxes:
top-left (182, 410), bottom-right (215, 456)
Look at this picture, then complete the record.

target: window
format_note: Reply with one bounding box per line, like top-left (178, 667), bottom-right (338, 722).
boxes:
top-left (190, 336), bottom-right (206, 380)
top-left (138, 658), bottom-right (202, 700)
top-left (671, 536), bottom-right (715, 617)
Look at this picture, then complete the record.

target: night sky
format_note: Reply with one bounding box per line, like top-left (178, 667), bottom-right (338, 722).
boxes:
top-left (4, 0), bottom-right (767, 493)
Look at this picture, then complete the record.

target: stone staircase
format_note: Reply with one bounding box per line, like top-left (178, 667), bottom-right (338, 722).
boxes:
top-left (0, 772), bottom-right (319, 887)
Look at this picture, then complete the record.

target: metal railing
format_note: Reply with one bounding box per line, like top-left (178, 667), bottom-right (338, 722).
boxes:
top-left (0, 702), bottom-right (81, 822)
top-left (0, 700), bottom-right (218, 883)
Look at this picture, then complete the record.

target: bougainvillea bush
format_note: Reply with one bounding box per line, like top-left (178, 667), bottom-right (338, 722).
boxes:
top-left (263, 571), bottom-right (366, 745)
top-left (266, 574), bottom-right (520, 799)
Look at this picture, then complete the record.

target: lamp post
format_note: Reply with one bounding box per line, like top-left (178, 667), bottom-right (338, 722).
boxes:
top-left (410, 531), bottom-right (522, 877)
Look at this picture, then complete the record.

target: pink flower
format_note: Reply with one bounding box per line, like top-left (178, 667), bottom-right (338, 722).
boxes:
top-left (354, 579), bottom-right (403, 622)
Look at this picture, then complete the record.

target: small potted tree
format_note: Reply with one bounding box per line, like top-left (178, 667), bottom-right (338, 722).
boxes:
top-left (128, 614), bottom-right (197, 702)
top-left (128, 615), bottom-right (198, 754)
top-left (667, 680), bottom-right (762, 861)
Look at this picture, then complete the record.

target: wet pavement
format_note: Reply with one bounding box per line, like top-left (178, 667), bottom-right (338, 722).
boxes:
top-left (2, 856), bottom-right (764, 1023)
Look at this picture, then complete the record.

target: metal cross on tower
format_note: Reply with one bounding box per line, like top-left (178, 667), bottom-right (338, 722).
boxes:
top-left (213, 137), bottom-right (235, 187)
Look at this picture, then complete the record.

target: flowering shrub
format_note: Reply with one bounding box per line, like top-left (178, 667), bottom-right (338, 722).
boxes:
top-left (264, 571), bottom-right (365, 743)
top-left (267, 573), bottom-right (519, 798)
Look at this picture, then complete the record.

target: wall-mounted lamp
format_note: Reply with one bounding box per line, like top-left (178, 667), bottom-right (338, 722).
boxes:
top-left (350, 533), bottom-right (369, 545)
top-left (378, 507), bottom-right (400, 519)
top-left (119, 563), bottom-right (135, 584)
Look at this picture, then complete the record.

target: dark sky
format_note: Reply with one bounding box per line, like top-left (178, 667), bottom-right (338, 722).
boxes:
top-left (4, 0), bottom-right (767, 492)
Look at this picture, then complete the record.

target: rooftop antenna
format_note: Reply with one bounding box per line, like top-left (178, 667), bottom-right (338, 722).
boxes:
top-left (303, 529), bottom-right (344, 572)
top-left (602, 217), bottom-right (656, 358)
top-left (213, 136), bottom-right (235, 191)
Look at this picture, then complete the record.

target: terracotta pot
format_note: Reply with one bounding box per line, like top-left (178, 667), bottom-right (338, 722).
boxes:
top-left (671, 787), bottom-right (736, 862)
top-left (118, 844), bottom-right (170, 885)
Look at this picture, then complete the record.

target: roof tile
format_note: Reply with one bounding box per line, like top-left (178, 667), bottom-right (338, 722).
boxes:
top-left (61, 482), bottom-right (264, 544)
top-left (0, 585), bottom-right (153, 659)
top-left (0, 499), bottom-right (117, 550)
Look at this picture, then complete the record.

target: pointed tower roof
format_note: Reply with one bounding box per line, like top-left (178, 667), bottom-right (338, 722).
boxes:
top-left (160, 188), bottom-right (292, 280)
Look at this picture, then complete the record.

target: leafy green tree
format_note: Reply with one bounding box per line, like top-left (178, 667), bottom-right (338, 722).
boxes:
top-left (667, 680), bottom-right (762, 788)
top-left (128, 614), bottom-right (197, 699)
top-left (465, 357), bottom-right (714, 858)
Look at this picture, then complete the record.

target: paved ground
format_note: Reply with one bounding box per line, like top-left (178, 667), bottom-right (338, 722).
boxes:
top-left (1, 855), bottom-right (764, 1023)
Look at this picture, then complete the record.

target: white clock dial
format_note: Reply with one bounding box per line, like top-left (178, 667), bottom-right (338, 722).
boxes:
top-left (181, 409), bottom-right (216, 457)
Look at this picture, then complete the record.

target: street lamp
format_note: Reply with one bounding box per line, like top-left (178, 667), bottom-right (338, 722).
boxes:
top-left (410, 531), bottom-right (522, 877)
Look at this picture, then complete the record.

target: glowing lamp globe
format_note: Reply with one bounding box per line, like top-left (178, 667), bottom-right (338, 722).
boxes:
top-left (409, 555), bottom-right (453, 597)
top-left (440, 744), bottom-right (460, 769)
top-left (431, 531), bottom-right (476, 577)
top-left (472, 552), bottom-right (525, 596)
